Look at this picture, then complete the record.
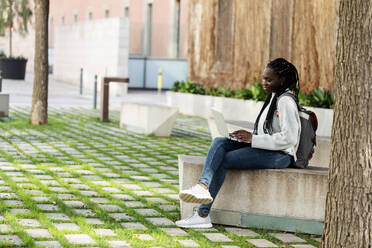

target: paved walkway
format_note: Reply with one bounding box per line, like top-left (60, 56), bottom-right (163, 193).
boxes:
top-left (2, 73), bottom-right (167, 108)
top-left (0, 75), bottom-right (321, 247)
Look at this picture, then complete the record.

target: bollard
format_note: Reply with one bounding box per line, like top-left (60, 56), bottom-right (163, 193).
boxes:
top-left (93, 75), bottom-right (97, 109)
top-left (0, 70), bottom-right (2, 93)
top-left (80, 68), bottom-right (83, 95)
top-left (157, 67), bottom-right (162, 95)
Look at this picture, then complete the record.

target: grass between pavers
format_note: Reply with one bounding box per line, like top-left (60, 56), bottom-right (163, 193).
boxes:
top-left (0, 107), bottom-right (321, 248)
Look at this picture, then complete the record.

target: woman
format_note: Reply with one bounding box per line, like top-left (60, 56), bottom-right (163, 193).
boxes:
top-left (176, 58), bottom-right (301, 228)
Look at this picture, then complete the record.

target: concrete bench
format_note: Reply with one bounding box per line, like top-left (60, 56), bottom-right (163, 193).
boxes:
top-left (208, 117), bottom-right (331, 168)
top-left (178, 155), bottom-right (328, 235)
top-left (0, 94), bottom-right (9, 118)
top-left (120, 102), bottom-right (178, 137)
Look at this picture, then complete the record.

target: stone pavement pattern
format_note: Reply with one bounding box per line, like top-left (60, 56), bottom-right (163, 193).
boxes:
top-left (0, 106), bottom-right (321, 247)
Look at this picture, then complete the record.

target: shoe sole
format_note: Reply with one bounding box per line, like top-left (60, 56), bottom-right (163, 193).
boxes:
top-left (179, 192), bottom-right (213, 204)
top-left (176, 223), bottom-right (213, 228)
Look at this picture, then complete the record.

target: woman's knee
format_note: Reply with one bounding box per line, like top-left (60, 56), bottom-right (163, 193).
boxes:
top-left (212, 137), bottom-right (229, 146)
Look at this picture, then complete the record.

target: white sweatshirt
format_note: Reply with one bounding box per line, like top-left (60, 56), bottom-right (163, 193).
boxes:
top-left (251, 92), bottom-right (301, 156)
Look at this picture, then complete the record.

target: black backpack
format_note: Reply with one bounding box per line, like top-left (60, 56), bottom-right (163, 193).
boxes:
top-left (281, 93), bottom-right (318, 169)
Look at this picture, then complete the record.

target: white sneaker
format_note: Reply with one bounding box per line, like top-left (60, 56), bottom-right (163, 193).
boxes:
top-left (179, 184), bottom-right (213, 204)
top-left (176, 211), bottom-right (212, 228)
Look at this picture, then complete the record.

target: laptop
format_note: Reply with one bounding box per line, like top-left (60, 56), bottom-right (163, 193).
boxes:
top-left (210, 108), bottom-right (239, 141)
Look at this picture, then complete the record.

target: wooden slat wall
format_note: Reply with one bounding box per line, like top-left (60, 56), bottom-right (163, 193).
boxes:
top-left (188, 0), bottom-right (337, 92)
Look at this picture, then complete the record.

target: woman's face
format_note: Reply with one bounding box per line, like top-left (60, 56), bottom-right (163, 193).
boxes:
top-left (262, 67), bottom-right (284, 93)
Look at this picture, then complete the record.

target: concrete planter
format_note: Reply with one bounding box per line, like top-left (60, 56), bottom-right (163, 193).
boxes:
top-left (0, 94), bottom-right (9, 118)
top-left (166, 91), bottom-right (333, 137)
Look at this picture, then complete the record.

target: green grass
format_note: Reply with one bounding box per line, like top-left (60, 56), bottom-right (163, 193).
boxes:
top-left (0, 107), bottom-right (321, 248)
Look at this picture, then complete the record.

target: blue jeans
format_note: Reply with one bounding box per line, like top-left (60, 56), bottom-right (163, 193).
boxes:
top-left (198, 137), bottom-right (292, 216)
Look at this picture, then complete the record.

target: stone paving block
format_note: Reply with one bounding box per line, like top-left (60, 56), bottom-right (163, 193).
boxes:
top-left (85, 218), bottom-right (104, 225)
top-left (98, 204), bottom-right (123, 211)
top-left (109, 213), bottom-right (134, 221)
top-left (0, 235), bottom-right (24, 245)
top-left (70, 184), bottom-right (91, 190)
top-left (46, 213), bottom-right (71, 221)
top-left (94, 228), bottom-right (116, 236)
top-left (34, 241), bottom-right (63, 248)
top-left (25, 228), bottom-right (53, 238)
top-left (225, 227), bottom-right (259, 236)
top-left (90, 197), bottom-right (109, 203)
top-left (64, 200), bottom-right (86, 208)
top-left (48, 187), bottom-right (68, 192)
top-left (247, 239), bottom-right (278, 247)
top-left (132, 190), bottom-right (154, 196)
top-left (221, 246), bottom-right (241, 248)
top-left (120, 222), bottom-right (147, 230)
top-left (57, 193), bottom-right (76, 199)
top-left (314, 238), bottom-right (321, 242)
top-left (131, 176), bottom-right (151, 181)
top-left (269, 233), bottom-right (306, 243)
top-left (54, 223), bottom-right (81, 231)
top-left (146, 217), bottom-right (175, 226)
top-left (203, 233), bottom-right (233, 242)
top-left (24, 190), bottom-right (44, 195)
top-left (177, 239), bottom-right (199, 247)
top-left (154, 188), bottom-right (175, 194)
top-left (135, 234), bottom-right (154, 240)
top-left (135, 209), bottom-right (160, 216)
top-left (9, 208), bottom-right (31, 214)
top-left (32, 196), bottom-right (51, 202)
top-left (73, 209), bottom-right (96, 217)
top-left (121, 184), bottom-right (142, 190)
top-left (0, 193), bottom-right (18, 199)
top-left (80, 191), bottom-right (99, 196)
top-left (37, 204), bottom-right (60, 211)
top-left (0, 224), bottom-right (13, 233)
top-left (161, 228), bottom-right (189, 236)
top-left (145, 197), bottom-right (168, 204)
top-left (159, 205), bottom-right (178, 211)
top-left (108, 240), bottom-right (132, 248)
top-left (17, 219), bottom-right (41, 227)
top-left (125, 201), bottom-right (146, 208)
top-left (142, 182), bottom-right (162, 187)
top-left (65, 234), bottom-right (96, 245)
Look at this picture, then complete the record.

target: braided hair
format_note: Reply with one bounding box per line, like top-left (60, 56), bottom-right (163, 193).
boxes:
top-left (253, 58), bottom-right (300, 135)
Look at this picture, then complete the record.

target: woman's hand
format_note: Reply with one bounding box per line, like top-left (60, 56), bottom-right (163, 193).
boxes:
top-left (231, 130), bottom-right (252, 143)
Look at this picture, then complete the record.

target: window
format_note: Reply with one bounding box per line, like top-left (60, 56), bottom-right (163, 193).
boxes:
top-left (61, 16), bottom-right (65, 24)
top-left (124, 7), bottom-right (129, 18)
top-left (88, 12), bottom-right (93, 20)
top-left (105, 9), bottom-right (110, 18)
top-left (73, 14), bottom-right (78, 23)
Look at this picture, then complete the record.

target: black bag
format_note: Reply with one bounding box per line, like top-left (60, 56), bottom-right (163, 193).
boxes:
top-left (281, 93), bottom-right (318, 168)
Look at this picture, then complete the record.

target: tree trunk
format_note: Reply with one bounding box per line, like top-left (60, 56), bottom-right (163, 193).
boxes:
top-left (321, 0), bottom-right (372, 247)
top-left (31, 0), bottom-right (49, 125)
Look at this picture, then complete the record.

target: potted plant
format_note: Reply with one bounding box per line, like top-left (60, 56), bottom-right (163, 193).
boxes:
top-left (0, 0), bottom-right (32, 80)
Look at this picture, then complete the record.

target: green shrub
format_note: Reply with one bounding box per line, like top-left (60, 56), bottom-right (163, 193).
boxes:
top-left (233, 87), bottom-right (253, 100)
top-left (170, 80), bottom-right (334, 109)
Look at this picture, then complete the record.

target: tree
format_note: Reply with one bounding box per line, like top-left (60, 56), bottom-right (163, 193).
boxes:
top-left (321, 0), bottom-right (371, 247)
top-left (0, 0), bottom-right (32, 57)
top-left (31, 0), bottom-right (49, 125)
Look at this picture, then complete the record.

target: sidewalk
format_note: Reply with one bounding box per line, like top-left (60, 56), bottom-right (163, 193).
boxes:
top-left (2, 73), bottom-right (167, 108)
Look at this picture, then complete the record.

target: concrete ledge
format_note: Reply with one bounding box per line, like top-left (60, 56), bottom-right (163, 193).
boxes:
top-left (120, 102), bottom-right (178, 137)
top-left (179, 155), bottom-right (328, 234)
top-left (0, 94), bottom-right (9, 118)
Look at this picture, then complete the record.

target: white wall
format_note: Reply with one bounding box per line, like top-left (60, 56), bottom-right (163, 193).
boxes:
top-left (0, 29), bottom-right (35, 73)
top-left (53, 17), bottom-right (129, 96)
